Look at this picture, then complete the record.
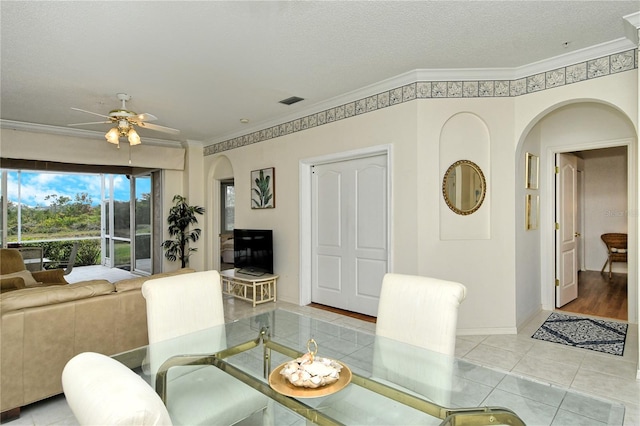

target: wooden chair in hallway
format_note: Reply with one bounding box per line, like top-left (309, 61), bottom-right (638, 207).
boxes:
top-left (600, 233), bottom-right (627, 280)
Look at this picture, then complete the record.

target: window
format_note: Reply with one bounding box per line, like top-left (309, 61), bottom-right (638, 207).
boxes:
top-left (2, 170), bottom-right (101, 243)
top-left (1, 168), bottom-right (156, 274)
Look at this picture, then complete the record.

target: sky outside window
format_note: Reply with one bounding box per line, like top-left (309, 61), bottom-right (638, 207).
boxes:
top-left (5, 171), bottom-right (130, 207)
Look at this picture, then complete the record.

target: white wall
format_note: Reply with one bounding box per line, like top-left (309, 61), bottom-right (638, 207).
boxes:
top-left (417, 98), bottom-right (517, 333)
top-left (3, 68), bottom-right (636, 334)
top-left (183, 141), bottom-right (206, 271)
top-left (438, 112), bottom-right (491, 240)
top-left (583, 147), bottom-right (628, 272)
top-left (205, 102), bottom-right (420, 307)
top-left (517, 126), bottom-right (542, 327)
top-left (205, 70), bottom-right (637, 334)
top-left (207, 97), bottom-right (521, 333)
top-left (516, 75), bottom-right (637, 324)
top-left (205, 155), bottom-right (234, 272)
top-left (0, 129), bottom-right (186, 170)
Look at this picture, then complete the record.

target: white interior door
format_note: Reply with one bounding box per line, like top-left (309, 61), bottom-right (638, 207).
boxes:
top-left (556, 153), bottom-right (579, 307)
top-left (311, 154), bottom-right (388, 316)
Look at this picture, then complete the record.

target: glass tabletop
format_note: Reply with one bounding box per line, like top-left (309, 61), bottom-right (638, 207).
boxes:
top-left (114, 309), bottom-right (625, 426)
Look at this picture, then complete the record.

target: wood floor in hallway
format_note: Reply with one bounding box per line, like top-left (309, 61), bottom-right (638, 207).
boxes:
top-left (308, 303), bottom-right (377, 323)
top-left (558, 270), bottom-right (627, 321)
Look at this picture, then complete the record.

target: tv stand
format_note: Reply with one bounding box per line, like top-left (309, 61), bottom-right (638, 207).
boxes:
top-left (237, 268), bottom-right (266, 277)
top-left (220, 269), bottom-right (278, 307)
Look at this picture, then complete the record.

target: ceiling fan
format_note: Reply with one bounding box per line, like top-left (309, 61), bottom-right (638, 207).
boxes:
top-left (69, 93), bottom-right (180, 146)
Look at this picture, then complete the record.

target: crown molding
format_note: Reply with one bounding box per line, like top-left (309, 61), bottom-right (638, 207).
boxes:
top-left (0, 120), bottom-right (184, 148)
top-left (208, 37), bottom-right (638, 146)
top-left (205, 70), bottom-right (421, 144)
top-left (624, 11), bottom-right (640, 29)
top-left (624, 11), bottom-right (640, 44)
top-left (415, 67), bottom-right (516, 82)
top-left (515, 37), bottom-right (637, 78)
top-left (183, 139), bottom-right (205, 148)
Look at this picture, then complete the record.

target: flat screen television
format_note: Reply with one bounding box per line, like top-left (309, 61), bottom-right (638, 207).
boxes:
top-left (233, 229), bottom-right (273, 276)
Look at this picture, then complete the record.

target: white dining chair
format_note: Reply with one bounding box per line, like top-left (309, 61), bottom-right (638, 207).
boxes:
top-left (376, 273), bottom-right (467, 356)
top-left (62, 352), bottom-right (173, 426)
top-left (372, 273), bottom-right (467, 406)
top-left (142, 270), bottom-right (268, 426)
top-left (316, 273), bottom-right (467, 422)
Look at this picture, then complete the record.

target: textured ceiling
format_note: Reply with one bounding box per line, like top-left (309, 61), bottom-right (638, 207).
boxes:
top-left (1, 1), bottom-right (638, 147)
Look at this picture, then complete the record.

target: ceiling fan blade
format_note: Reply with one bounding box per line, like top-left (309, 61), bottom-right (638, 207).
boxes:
top-left (68, 121), bottom-right (112, 127)
top-left (135, 113), bottom-right (158, 122)
top-left (138, 122), bottom-right (180, 135)
top-left (71, 107), bottom-right (112, 119)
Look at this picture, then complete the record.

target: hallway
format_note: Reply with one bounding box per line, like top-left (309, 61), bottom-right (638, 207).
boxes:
top-left (558, 270), bottom-right (627, 321)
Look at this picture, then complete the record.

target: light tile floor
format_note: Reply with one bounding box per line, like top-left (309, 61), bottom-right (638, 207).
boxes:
top-left (6, 271), bottom-right (639, 425)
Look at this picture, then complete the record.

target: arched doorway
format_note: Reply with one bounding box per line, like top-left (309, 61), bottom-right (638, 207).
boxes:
top-left (517, 101), bottom-right (637, 323)
top-left (206, 155), bottom-right (234, 271)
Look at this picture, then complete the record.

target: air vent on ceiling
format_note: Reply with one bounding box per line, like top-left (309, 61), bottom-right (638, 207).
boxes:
top-left (279, 96), bottom-right (304, 106)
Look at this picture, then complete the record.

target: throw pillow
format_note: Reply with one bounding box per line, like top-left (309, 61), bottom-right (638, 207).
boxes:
top-left (0, 269), bottom-right (39, 287)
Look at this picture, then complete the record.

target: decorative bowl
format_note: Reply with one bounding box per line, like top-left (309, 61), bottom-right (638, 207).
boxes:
top-left (279, 352), bottom-right (343, 388)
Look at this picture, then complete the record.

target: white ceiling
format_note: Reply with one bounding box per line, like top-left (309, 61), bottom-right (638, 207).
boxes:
top-left (1, 1), bottom-right (638, 147)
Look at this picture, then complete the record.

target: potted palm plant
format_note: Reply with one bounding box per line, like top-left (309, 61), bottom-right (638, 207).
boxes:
top-left (162, 195), bottom-right (205, 267)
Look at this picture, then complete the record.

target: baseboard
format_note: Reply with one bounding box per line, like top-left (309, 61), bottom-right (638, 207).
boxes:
top-left (457, 326), bottom-right (518, 336)
top-left (516, 306), bottom-right (544, 332)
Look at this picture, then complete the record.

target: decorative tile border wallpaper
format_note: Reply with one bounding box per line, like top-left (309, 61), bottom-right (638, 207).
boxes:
top-left (205, 49), bottom-right (637, 156)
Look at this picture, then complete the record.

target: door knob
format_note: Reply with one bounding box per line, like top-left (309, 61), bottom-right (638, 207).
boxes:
top-left (574, 232), bottom-right (581, 237)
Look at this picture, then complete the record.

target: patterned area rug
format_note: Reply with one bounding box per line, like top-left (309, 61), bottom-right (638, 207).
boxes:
top-left (532, 312), bottom-right (627, 356)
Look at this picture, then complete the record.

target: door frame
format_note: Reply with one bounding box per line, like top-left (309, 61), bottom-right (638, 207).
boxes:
top-left (299, 144), bottom-right (393, 306)
top-left (131, 172), bottom-right (152, 276)
top-left (542, 138), bottom-right (637, 322)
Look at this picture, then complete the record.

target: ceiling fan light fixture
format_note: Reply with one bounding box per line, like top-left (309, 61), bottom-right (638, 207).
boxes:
top-left (71, 93), bottom-right (179, 146)
top-left (127, 128), bottom-right (141, 145)
top-left (105, 127), bottom-right (120, 144)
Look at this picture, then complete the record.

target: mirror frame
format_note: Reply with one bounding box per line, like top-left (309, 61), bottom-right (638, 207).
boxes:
top-left (442, 159), bottom-right (486, 215)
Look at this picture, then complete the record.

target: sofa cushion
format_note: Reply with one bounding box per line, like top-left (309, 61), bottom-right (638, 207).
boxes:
top-left (115, 268), bottom-right (195, 293)
top-left (0, 269), bottom-right (39, 287)
top-left (0, 280), bottom-right (114, 313)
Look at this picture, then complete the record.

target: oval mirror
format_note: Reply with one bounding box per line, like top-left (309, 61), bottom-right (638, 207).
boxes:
top-left (442, 160), bottom-right (486, 215)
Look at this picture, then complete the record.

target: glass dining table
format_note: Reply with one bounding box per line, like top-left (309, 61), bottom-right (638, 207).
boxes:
top-left (113, 309), bottom-right (625, 426)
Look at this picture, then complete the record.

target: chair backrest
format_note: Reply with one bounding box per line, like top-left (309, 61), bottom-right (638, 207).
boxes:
top-left (0, 248), bottom-right (27, 275)
top-left (601, 233), bottom-right (627, 251)
top-left (142, 270), bottom-right (224, 344)
top-left (62, 352), bottom-right (172, 426)
top-left (63, 242), bottom-right (79, 275)
top-left (376, 273), bottom-right (467, 356)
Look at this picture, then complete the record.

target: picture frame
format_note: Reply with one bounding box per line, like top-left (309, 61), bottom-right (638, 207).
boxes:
top-left (525, 153), bottom-right (539, 189)
top-left (526, 194), bottom-right (539, 230)
top-left (251, 167), bottom-right (275, 209)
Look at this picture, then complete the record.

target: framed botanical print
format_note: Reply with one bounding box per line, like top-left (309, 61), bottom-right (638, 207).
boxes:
top-left (526, 194), bottom-right (539, 230)
top-left (525, 153), bottom-right (539, 189)
top-left (251, 167), bottom-right (275, 209)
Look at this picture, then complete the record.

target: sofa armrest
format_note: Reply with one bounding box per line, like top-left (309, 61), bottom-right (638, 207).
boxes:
top-left (0, 276), bottom-right (26, 293)
top-left (32, 269), bottom-right (68, 285)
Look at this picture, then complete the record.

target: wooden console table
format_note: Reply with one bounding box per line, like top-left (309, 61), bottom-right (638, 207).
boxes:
top-left (220, 269), bottom-right (278, 307)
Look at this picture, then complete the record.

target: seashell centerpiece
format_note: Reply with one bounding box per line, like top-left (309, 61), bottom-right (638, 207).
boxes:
top-left (279, 339), bottom-right (342, 389)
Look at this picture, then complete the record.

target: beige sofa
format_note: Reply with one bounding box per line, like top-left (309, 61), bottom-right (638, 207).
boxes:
top-left (0, 268), bottom-right (194, 416)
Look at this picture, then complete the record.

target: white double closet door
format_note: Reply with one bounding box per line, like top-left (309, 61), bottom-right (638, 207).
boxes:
top-left (311, 153), bottom-right (388, 317)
